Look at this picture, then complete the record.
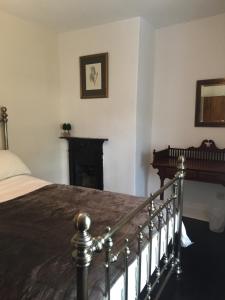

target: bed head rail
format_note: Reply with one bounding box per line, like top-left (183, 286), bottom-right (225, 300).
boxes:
top-left (72, 156), bottom-right (186, 300)
top-left (0, 107), bottom-right (8, 150)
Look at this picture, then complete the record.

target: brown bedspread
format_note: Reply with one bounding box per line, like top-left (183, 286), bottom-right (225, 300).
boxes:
top-left (0, 184), bottom-right (146, 300)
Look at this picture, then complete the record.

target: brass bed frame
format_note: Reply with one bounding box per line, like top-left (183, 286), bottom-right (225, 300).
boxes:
top-left (72, 160), bottom-right (185, 300)
top-left (0, 107), bottom-right (185, 300)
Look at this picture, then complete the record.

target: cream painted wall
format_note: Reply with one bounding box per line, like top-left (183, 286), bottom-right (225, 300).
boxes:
top-left (58, 18), bottom-right (140, 194)
top-left (0, 10), bottom-right (61, 182)
top-left (135, 18), bottom-right (155, 196)
top-left (3, 8), bottom-right (224, 220)
top-left (151, 13), bottom-right (225, 221)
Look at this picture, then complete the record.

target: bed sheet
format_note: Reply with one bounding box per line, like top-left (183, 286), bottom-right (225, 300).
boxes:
top-left (0, 175), bottom-right (50, 203)
top-left (109, 217), bottom-right (177, 300)
top-left (110, 217), bottom-right (192, 300)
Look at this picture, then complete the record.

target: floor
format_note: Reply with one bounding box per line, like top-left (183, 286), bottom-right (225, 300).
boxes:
top-left (159, 217), bottom-right (225, 300)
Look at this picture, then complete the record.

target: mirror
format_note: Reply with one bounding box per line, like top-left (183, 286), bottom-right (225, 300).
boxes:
top-left (195, 78), bottom-right (225, 127)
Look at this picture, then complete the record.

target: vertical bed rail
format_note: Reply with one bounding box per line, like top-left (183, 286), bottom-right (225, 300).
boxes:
top-left (124, 239), bottom-right (130, 300)
top-left (137, 225), bottom-right (143, 296)
top-left (72, 156), bottom-right (186, 300)
top-left (105, 230), bottom-right (113, 300)
top-left (175, 155), bottom-right (185, 275)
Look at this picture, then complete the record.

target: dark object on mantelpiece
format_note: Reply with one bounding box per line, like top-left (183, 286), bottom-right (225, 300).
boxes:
top-left (61, 123), bottom-right (72, 137)
top-left (152, 140), bottom-right (225, 199)
top-left (61, 137), bottom-right (108, 190)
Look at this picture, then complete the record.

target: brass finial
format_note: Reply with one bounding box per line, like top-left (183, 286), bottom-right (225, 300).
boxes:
top-left (74, 213), bottom-right (91, 232)
top-left (177, 155), bottom-right (185, 171)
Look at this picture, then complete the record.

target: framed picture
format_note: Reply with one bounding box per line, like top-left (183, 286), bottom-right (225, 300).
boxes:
top-left (80, 53), bottom-right (108, 99)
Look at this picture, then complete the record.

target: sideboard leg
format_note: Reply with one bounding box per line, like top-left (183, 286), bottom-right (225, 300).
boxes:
top-left (160, 177), bottom-right (164, 200)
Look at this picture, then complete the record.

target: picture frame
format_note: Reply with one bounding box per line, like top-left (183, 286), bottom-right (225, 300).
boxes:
top-left (195, 78), bottom-right (225, 127)
top-left (80, 53), bottom-right (108, 99)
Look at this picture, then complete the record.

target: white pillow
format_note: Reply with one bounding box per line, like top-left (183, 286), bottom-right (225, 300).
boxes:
top-left (0, 150), bottom-right (31, 180)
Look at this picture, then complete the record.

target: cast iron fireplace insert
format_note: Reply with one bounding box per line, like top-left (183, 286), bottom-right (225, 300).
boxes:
top-left (62, 137), bottom-right (108, 190)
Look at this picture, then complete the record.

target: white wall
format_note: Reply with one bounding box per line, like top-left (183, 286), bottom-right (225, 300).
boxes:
top-left (58, 18), bottom-right (140, 194)
top-left (3, 9), bottom-right (224, 219)
top-left (151, 13), bottom-right (225, 220)
top-left (135, 18), bottom-right (155, 196)
top-left (0, 10), bottom-right (61, 182)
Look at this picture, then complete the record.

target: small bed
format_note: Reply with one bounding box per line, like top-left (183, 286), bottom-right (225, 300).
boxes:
top-left (0, 107), bottom-right (189, 300)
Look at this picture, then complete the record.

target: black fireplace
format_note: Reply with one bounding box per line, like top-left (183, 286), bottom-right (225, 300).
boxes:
top-left (62, 137), bottom-right (108, 190)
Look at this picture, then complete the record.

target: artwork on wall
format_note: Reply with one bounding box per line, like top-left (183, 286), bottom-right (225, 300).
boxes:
top-left (80, 53), bottom-right (108, 99)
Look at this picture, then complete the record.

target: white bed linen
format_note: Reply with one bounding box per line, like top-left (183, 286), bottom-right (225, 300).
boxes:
top-left (0, 175), bottom-right (50, 203)
top-left (109, 216), bottom-right (192, 300)
top-left (109, 221), bottom-right (175, 300)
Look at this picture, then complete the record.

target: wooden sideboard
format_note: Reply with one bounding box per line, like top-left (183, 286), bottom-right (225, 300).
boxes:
top-left (152, 140), bottom-right (225, 199)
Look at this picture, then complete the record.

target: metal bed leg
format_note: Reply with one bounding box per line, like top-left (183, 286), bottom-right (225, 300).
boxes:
top-left (77, 266), bottom-right (89, 300)
top-left (71, 213), bottom-right (93, 300)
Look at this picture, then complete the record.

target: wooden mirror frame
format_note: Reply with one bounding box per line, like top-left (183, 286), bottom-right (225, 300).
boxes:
top-left (195, 78), bottom-right (225, 127)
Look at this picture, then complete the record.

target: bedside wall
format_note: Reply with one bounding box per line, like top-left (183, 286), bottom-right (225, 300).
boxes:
top-left (0, 10), bottom-right (61, 182)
